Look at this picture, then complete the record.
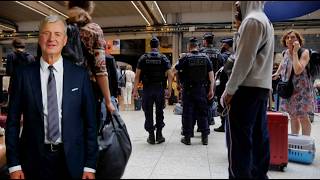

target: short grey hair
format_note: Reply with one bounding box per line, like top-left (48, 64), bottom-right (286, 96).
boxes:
top-left (39, 15), bottom-right (67, 34)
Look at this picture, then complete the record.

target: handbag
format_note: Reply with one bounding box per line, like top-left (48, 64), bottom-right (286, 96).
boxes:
top-left (277, 65), bottom-right (294, 99)
top-left (96, 111), bottom-right (132, 179)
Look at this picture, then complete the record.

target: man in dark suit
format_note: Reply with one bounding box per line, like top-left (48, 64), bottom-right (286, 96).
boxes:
top-left (5, 15), bottom-right (97, 179)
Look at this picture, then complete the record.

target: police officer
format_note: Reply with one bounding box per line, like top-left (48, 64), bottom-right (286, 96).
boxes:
top-left (199, 32), bottom-right (225, 127)
top-left (200, 32), bottom-right (224, 74)
top-left (214, 38), bottom-right (233, 132)
top-left (133, 36), bottom-right (173, 145)
top-left (172, 37), bottom-right (214, 145)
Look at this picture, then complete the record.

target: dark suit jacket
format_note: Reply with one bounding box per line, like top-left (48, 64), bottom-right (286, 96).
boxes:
top-left (5, 58), bottom-right (98, 178)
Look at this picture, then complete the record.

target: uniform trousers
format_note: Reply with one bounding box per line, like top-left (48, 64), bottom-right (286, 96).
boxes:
top-left (142, 83), bottom-right (165, 132)
top-left (182, 84), bottom-right (210, 137)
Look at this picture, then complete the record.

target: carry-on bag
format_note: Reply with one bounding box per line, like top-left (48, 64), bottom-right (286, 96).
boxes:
top-left (96, 111), bottom-right (132, 179)
top-left (267, 111), bottom-right (289, 171)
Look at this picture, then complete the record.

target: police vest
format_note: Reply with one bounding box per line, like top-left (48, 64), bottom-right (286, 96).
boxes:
top-left (201, 47), bottom-right (222, 73)
top-left (184, 53), bottom-right (208, 84)
top-left (141, 52), bottom-right (166, 85)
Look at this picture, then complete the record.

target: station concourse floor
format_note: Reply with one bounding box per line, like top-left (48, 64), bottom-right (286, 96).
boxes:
top-left (120, 104), bottom-right (320, 179)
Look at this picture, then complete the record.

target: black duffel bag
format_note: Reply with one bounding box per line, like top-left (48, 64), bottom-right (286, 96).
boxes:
top-left (277, 68), bottom-right (294, 99)
top-left (96, 111), bottom-right (132, 179)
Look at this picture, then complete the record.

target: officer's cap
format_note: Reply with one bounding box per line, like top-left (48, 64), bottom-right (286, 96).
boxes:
top-left (189, 37), bottom-right (198, 45)
top-left (150, 36), bottom-right (159, 48)
top-left (202, 32), bottom-right (214, 40)
top-left (221, 38), bottom-right (233, 47)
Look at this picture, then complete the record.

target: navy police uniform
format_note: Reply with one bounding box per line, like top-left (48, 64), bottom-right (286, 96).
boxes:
top-left (199, 32), bottom-right (223, 126)
top-left (175, 39), bottom-right (213, 145)
top-left (200, 32), bottom-right (224, 74)
top-left (214, 38), bottom-right (233, 132)
top-left (137, 41), bottom-right (171, 144)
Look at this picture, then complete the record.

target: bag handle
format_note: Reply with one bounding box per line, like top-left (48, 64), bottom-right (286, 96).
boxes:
top-left (98, 111), bottom-right (123, 139)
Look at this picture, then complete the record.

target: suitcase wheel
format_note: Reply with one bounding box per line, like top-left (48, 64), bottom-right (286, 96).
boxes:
top-left (279, 164), bottom-right (287, 172)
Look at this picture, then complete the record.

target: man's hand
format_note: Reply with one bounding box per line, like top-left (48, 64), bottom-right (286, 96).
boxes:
top-left (272, 73), bottom-right (280, 80)
top-left (220, 90), bottom-right (233, 108)
top-left (207, 89), bottom-right (214, 100)
top-left (106, 101), bottom-right (115, 113)
top-left (10, 170), bottom-right (25, 179)
top-left (132, 88), bottom-right (139, 99)
top-left (165, 89), bottom-right (172, 99)
top-left (82, 172), bottom-right (95, 179)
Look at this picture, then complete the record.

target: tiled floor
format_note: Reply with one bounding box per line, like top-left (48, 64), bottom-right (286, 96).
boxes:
top-left (120, 105), bottom-right (320, 179)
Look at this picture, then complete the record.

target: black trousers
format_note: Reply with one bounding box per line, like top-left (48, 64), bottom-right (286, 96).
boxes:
top-left (142, 84), bottom-right (165, 132)
top-left (226, 86), bottom-right (270, 179)
top-left (25, 144), bottom-right (71, 179)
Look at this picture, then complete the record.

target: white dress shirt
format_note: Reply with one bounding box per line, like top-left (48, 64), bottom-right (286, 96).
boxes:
top-left (9, 56), bottom-right (95, 174)
top-left (40, 56), bottom-right (64, 144)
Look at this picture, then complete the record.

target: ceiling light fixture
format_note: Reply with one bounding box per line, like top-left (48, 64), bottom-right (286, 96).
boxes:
top-left (0, 24), bottom-right (16, 32)
top-left (131, 1), bottom-right (151, 26)
top-left (15, 1), bottom-right (47, 17)
top-left (37, 1), bottom-right (69, 18)
top-left (153, 1), bottom-right (166, 24)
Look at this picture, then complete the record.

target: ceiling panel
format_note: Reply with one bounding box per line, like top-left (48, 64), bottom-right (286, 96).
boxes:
top-left (0, 1), bottom-right (45, 22)
top-left (92, 1), bottom-right (139, 17)
top-left (157, 1), bottom-right (234, 14)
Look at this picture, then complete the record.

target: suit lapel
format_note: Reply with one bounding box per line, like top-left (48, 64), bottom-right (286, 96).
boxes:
top-left (30, 61), bottom-right (44, 115)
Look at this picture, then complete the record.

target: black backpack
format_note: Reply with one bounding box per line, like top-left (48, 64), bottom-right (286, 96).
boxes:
top-left (287, 48), bottom-right (320, 83)
top-left (61, 23), bottom-right (86, 66)
top-left (301, 48), bottom-right (320, 82)
top-left (118, 70), bottom-right (126, 88)
top-left (202, 47), bottom-right (223, 73)
top-left (105, 54), bottom-right (120, 97)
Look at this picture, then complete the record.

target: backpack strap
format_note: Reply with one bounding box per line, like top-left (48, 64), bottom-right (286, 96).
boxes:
top-left (297, 48), bottom-right (312, 79)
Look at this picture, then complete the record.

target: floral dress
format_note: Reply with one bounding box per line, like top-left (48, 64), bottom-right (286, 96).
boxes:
top-left (80, 22), bottom-right (108, 78)
top-left (279, 49), bottom-right (315, 118)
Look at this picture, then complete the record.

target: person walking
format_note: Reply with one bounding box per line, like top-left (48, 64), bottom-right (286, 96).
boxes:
top-left (133, 36), bottom-right (173, 145)
top-left (66, 0), bottom-right (115, 122)
top-left (122, 65), bottom-right (135, 111)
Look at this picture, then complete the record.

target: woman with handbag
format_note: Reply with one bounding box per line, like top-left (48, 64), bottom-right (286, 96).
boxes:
top-left (272, 30), bottom-right (315, 136)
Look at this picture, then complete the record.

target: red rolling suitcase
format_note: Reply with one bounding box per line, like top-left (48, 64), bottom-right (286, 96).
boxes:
top-left (267, 111), bottom-right (288, 171)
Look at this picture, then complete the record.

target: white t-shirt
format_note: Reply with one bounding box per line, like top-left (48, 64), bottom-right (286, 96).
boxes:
top-left (125, 70), bottom-right (135, 84)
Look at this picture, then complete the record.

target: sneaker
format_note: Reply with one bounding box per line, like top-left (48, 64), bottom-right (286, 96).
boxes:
top-left (214, 125), bottom-right (225, 132)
